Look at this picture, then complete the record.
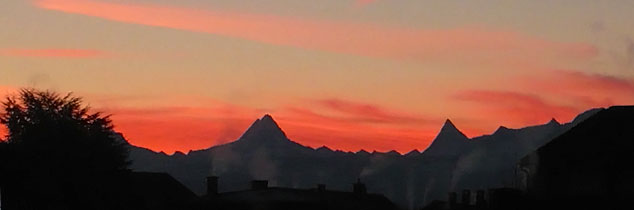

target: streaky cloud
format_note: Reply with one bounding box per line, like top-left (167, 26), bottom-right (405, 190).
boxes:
top-left (0, 48), bottom-right (107, 58)
top-left (453, 90), bottom-right (580, 126)
top-left (34, 0), bottom-right (597, 64)
top-left (519, 70), bottom-right (634, 107)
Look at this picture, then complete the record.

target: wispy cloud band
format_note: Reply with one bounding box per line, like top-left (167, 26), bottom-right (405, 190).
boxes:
top-left (0, 48), bottom-right (107, 58)
top-left (34, 0), bottom-right (597, 65)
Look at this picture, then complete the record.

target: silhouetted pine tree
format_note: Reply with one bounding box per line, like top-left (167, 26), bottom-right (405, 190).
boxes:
top-left (0, 88), bottom-right (129, 210)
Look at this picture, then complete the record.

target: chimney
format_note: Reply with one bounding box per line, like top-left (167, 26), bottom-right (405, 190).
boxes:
top-left (448, 192), bottom-right (457, 209)
top-left (476, 190), bottom-right (486, 209)
top-left (317, 184), bottom-right (326, 192)
top-left (206, 176), bottom-right (218, 195)
top-left (462, 190), bottom-right (471, 206)
top-left (353, 179), bottom-right (367, 194)
top-left (251, 180), bottom-right (268, 190)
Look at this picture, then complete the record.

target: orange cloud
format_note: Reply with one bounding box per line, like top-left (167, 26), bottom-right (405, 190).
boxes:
top-left (0, 86), bottom-right (17, 97)
top-left (274, 106), bottom-right (438, 153)
top-left (315, 98), bottom-right (434, 124)
top-left (0, 48), bottom-right (107, 58)
top-left (97, 104), bottom-right (263, 153)
top-left (454, 90), bottom-right (581, 127)
top-left (277, 99), bottom-right (441, 152)
top-left (111, 113), bottom-right (254, 154)
top-left (451, 70), bottom-right (634, 136)
top-left (521, 70), bottom-right (634, 107)
top-left (280, 121), bottom-right (432, 153)
top-left (33, 0), bottom-right (597, 64)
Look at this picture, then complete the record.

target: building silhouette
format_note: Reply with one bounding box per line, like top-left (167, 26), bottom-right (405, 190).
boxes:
top-left (195, 176), bottom-right (397, 210)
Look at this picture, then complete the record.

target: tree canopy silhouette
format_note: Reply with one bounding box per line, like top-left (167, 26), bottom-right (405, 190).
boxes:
top-left (0, 88), bottom-right (130, 209)
top-left (1, 88), bottom-right (129, 171)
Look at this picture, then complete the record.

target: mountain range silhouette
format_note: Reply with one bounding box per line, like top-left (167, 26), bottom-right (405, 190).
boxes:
top-left (123, 107), bottom-right (602, 210)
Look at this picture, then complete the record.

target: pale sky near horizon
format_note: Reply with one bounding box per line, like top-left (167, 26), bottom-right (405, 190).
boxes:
top-left (1, 0), bottom-right (633, 154)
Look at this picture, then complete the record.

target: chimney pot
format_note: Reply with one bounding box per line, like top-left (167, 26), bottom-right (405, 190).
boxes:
top-left (476, 190), bottom-right (486, 209)
top-left (353, 179), bottom-right (367, 194)
top-left (462, 189), bottom-right (471, 205)
top-left (206, 176), bottom-right (218, 195)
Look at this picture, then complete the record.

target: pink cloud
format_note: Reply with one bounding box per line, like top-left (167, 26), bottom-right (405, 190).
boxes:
top-left (33, 0), bottom-right (597, 64)
top-left (0, 48), bottom-right (107, 58)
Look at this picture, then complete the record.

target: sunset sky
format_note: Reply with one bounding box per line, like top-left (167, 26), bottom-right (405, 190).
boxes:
top-left (1, 0), bottom-right (633, 154)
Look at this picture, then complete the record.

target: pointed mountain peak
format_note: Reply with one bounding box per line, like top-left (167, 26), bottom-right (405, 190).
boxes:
top-left (441, 119), bottom-right (458, 131)
top-left (423, 119), bottom-right (469, 157)
top-left (260, 114), bottom-right (276, 123)
top-left (547, 118), bottom-right (560, 125)
top-left (436, 119), bottom-right (468, 139)
top-left (239, 114), bottom-right (288, 141)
